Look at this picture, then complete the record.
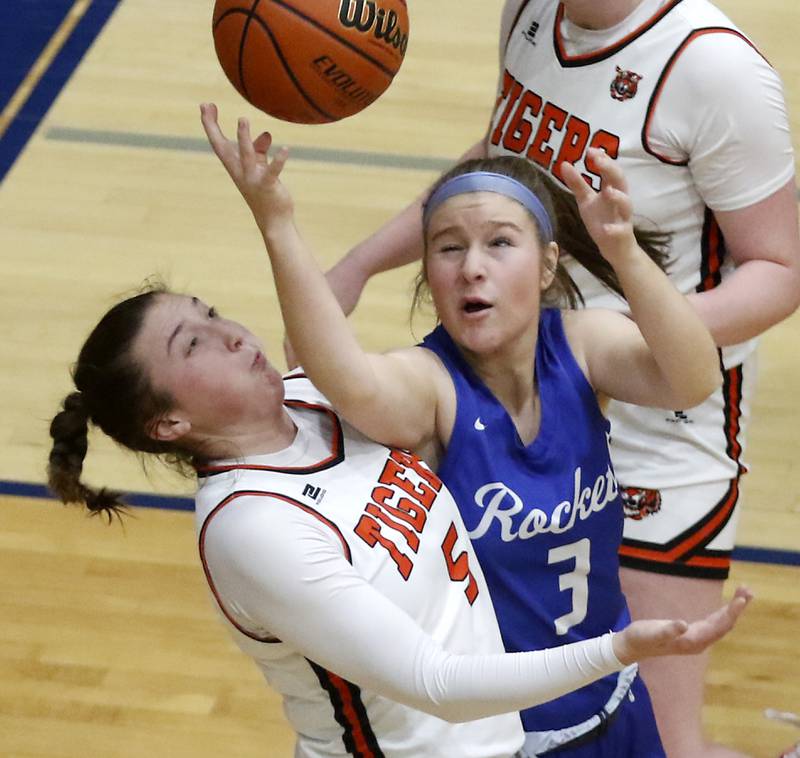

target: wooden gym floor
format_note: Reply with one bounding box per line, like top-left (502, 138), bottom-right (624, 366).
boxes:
top-left (0, 1), bottom-right (798, 756)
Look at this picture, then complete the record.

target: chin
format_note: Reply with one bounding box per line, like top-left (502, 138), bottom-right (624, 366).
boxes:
top-left (454, 332), bottom-right (503, 358)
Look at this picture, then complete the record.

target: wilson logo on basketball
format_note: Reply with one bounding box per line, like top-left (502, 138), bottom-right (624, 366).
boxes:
top-left (212, 0), bottom-right (409, 124)
top-left (338, 0), bottom-right (409, 55)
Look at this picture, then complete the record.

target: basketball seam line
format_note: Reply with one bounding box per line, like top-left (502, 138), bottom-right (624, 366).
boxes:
top-left (215, 6), bottom-right (335, 121)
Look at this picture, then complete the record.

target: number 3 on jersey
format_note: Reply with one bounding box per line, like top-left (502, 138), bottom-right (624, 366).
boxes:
top-left (441, 522), bottom-right (479, 605)
top-left (548, 538), bottom-right (590, 635)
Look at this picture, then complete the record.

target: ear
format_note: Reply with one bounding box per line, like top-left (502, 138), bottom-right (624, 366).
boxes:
top-left (540, 241), bottom-right (560, 290)
top-left (148, 413), bottom-right (191, 442)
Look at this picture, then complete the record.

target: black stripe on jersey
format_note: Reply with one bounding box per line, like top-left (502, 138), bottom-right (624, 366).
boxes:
top-left (308, 660), bottom-right (385, 758)
top-left (721, 364), bottom-right (746, 474)
top-left (680, 477), bottom-right (739, 563)
top-left (553, 0), bottom-right (685, 67)
top-left (697, 208), bottom-right (726, 293)
top-left (198, 490), bottom-right (354, 642)
top-left (196, 401), bottom-right (345, 478)
top-left (619, 553), bottom-right (729, 579)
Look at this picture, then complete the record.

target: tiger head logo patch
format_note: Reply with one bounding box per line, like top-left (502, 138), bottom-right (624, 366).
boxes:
top-left (610, 66), bottom-right (643, 101)
top-left (621, 486), bottom-right (662, 520)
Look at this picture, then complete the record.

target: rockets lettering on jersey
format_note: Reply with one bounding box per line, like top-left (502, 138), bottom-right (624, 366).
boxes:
top-left (468, 464), bottom-right (619, 542)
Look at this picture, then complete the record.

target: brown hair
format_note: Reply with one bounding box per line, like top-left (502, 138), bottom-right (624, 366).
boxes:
top-left (413, 155), bottom-right (669, 314)
top-left (47, 284), bottom-right (193, 523)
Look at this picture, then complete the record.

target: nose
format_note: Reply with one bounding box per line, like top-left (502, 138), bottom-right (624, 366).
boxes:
top-left (460, 244), bottom-right (486, 281)
top-left (226, 332), bottom-right (244, 351)
top-left (217, 325), bottom-right (244, 352)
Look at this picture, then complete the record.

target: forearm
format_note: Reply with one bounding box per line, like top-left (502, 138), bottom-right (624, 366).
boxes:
top-left (325, 197), bottom-right (426, 315)
top-left (326, 137), bottom-right (488, 315)
top-left (615, 246), bottom-right (720, 407)
top-left (262, 218), bottom-right (376, 408)
top-left (687, 258), bottom-right (800, 346)
top-left (404, 634), bottom-right (621, 722)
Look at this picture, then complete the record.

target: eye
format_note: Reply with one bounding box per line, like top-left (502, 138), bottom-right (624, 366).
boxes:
top-left (186, 336), bottom-right (198, 356)
top-left (438, 243), bottom-right (462, 253)
top-left (490, 236), bottom-right (512, 247)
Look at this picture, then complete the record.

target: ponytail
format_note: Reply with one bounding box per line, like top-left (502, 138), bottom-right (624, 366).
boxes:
top-left (48, 391), bottom-right (127, 523)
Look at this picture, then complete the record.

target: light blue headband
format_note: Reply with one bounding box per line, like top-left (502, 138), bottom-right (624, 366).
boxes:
top-left (422, 171), bottom-right (554, 241)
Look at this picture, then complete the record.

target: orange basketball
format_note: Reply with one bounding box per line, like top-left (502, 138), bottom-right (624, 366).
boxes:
top-left (212, 0), bottom-right (409, 124)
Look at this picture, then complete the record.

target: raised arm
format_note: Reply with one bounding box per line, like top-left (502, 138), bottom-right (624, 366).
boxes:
top-left (200, 103), bottom-right (441, 452)
top-left (561, 150), bottom-right (721, 409)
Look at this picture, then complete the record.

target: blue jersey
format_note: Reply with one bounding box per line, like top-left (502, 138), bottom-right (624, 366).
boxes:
top-left (422, 309), bottom-right (630, 732)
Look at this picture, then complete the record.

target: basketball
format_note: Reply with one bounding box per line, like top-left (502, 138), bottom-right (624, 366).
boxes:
top-left (212, 0), bottom-right (409, 124)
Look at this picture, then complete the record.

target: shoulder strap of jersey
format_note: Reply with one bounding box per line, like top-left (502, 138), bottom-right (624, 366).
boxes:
top-left (503, 0), bottom-right (534, 54)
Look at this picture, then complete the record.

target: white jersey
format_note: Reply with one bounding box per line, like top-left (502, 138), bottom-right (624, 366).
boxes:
top-left (193, 374), bottom-right (624, 758)
top-left (491, 0), bottom-right (794, 488)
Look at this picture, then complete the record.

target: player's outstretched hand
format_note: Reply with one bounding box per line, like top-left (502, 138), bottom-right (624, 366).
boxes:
top-left (200, 102), bottom-right (292, 231)
top-left (560, 148), bottom-right (637, 267)
top-left (612, 585), bottom-right (753, 665)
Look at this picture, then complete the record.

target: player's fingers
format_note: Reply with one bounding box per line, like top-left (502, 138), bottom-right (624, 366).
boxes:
top-left (589, 148), bottom-right (628, 194)
top-left (603, 185), bottom-right (633, 221)
top-left (723, 586), bottom-right (753, 624)
top-left (252, 131), bottom-right (273, 156)
top-left (199, 102), bottom-right (228, 155)
top-left (268, 145), bottom-right (290, 177)
top-left (678, 591), bottom-right (752, 652)
top-left (237, 117), bottom-right (257, 169)
top-left (560, 160), bottom-right (594, 204)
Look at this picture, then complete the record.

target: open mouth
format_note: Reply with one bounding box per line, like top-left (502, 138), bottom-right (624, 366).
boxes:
top-left (463, 300), bottom-right (492, 314)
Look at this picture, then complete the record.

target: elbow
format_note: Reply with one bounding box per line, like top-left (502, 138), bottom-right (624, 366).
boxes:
top-left (687, 376), bottom-right (722, 410)
top-left (671, 365), bottom-right (722, 410)
top-left (668, 345), bottom-right (722, 410)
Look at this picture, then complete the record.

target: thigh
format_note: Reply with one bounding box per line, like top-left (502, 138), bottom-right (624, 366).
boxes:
top-left (619, 568), bottom-right (730, 753)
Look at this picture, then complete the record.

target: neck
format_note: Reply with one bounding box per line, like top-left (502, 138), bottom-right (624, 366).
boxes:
top-left (195, 409), bottom-right (298, 460)
top-left (463, 336), bottom-right (538, 419)
top-left (470, 350), bottom-right (541, 446)
top-left (561, 0), bottom-right (645, 30)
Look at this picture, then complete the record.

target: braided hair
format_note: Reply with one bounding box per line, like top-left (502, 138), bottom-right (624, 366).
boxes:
top-left (47, 285), bottom-right (184, 522)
